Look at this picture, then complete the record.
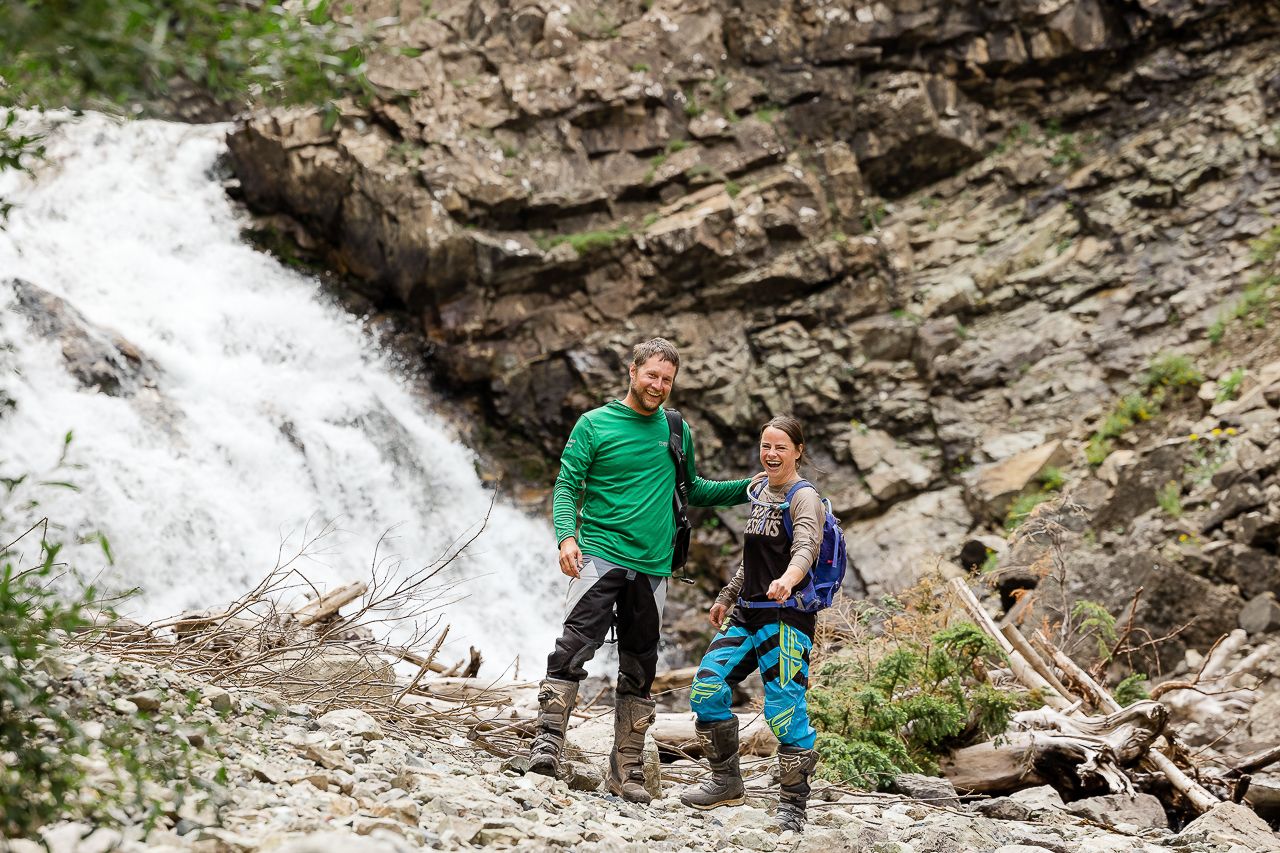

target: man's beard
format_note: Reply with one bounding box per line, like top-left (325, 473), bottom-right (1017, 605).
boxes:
top-left (630, 380), bottom-right (666, 413)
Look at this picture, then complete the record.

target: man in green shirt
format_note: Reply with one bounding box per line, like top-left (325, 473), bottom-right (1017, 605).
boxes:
top-left (528, 338), bottom-right (753, 803)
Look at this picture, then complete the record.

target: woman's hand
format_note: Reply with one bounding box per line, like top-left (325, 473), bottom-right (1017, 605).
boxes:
top-left (709, 602), bottom-right (728, 629)
top-left (768, 566), bottom-right (808, 602)
top-left (767, 578), bottom-right (793, 602)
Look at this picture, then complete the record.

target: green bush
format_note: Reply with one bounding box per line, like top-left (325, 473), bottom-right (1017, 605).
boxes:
top-left (1005, 491), bottom-right (1053, 532)
top-left (1216, 367), bottom-right (1245, 403)
top-left (1143, 353), bottom-right (1203, 390)
top-left (810, 621), bottom-right (1020, 788)
top-left (547, 226), bottom-right (632, 256)
top-left (1038, 466), bottom-right (1065, 491)
top-left (1086, 352), bottom-right (1202, 466)
top-left (0, 0), bottom-right (377, 112)
top-left (1156, 480), bottom-right (1182, 518)
top-left (1, 449), bottom-right (212, 837)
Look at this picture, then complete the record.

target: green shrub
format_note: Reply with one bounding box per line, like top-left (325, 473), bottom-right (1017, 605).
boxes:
top-left (0, 0), bottom-right (378, 112)
top-left (1143, 352), bottom-right (1203, 390)
top-left (1005, 491), bottom-right (1053, 532)
top-left (1156, 480), bottom-right (1182, 518)
top-left (0, 449), bottom-right (213, 836)
top-left (724, 180), bottom-right (741, 198)
top-left (1114, 673), bottom-right (1151, 706)
top-left (810, 621), bottom-right (1019, 788)
top-left (547, 226), bottom-right (632, 256)
top-left (1216, 367), bottom-right (1245, 403)
top-left (1039, 466), bottom-right (1064, 491)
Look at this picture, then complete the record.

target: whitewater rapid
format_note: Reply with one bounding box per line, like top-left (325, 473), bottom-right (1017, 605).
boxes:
top-left (0, 113), bottom-right (561, 673)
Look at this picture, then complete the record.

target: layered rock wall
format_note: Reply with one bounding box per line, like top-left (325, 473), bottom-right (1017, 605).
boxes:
top-left (228, 0), bottom-right (1280, 647)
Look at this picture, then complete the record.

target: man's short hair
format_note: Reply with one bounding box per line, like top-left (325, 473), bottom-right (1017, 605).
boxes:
top-left (632, 338), bottom-right (680, 373)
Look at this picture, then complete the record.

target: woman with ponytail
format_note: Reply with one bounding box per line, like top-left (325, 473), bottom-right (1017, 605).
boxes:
top-left (680, 416), bottom-right (823, 833)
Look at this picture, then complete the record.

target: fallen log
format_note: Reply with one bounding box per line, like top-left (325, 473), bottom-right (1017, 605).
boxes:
top-left (948, 578), bottom-right (1072, 711)
top-left (294, 581), bottom-right (367, 627)
top-left (652, 666), bottom-right (698, 694)
top-left (942, 701), bottom-right (1167, 796)
top-left (1034, 629), bottom-right (1221, 814)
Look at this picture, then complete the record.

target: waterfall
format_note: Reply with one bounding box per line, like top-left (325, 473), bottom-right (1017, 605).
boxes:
top-left (0, 112), bottom-right (562, 674)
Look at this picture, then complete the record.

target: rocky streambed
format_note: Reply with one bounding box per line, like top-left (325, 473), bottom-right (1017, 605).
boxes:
top-left (11, 643), bottom-right (1280, 853)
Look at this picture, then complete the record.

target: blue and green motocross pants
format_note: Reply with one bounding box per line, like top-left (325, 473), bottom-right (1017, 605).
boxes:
top-left (688, 620), bottom-right (817, 749)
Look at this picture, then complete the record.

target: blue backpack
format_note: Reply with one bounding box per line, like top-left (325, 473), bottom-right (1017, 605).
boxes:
top-left (739, 480), bottom-right (848, 614)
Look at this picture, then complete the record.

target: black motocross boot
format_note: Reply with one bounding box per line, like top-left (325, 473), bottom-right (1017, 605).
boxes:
top-left (606, 693), bottom-right (657, 804)
top-left (680, 718), bottom-right (746, 810)
top-left (775, 744), bottom-right (819, 833)
top-left (528, 677), bottom-right (579, 777)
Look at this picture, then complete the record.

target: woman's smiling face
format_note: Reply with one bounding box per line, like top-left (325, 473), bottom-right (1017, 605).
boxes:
top-left (760, 426), bottom-right (802, 485)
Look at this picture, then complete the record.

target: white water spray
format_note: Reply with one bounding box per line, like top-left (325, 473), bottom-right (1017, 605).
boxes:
top-left (0, 113), bottom-right (562, 672)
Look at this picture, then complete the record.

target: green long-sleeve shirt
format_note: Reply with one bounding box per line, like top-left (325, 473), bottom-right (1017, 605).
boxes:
top-left (552, 400), bottom-right (751, 577)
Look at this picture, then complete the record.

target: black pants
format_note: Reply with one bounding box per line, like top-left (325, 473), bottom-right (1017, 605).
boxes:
top-left (545, 553), bottom-right (668, 697)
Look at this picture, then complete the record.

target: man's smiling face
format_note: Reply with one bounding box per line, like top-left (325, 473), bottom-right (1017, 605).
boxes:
top-left (627, 355), bottom-right (677, 414)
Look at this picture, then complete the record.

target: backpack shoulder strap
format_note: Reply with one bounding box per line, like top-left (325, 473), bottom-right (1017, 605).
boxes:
top-left (780, 480), bottom-right (813, 539)
top-left (665, 409), bottom-right (688, 502)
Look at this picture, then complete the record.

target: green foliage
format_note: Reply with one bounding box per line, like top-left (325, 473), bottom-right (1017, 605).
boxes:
top-left (724, 180), bottom-right (741, 198)
top-left (810, 619), bottom-right (1019, 788)
top-left (0, 0), bottom-right (379, 113)
top-left (1216, 367), bottom-right (1245, 403)
top-left (0, 112), bottom-right (45, 226)
top-left (1086, 352), bottom-right (1202, 466)
top-left (1038, 466), bottom-right (1064, 491)
top-left (1143, 352), bottom-right (1204, 390)
top-left (1071, 600), bottom-right (1118, 661)
top-left (667, 139), bottom-right (688, 153)
top-left (642, 212), bottom-right (661, 229)
top-left (980, 550), bottom-right (999, 574)
top-left (861, 203), bottom-right (886, 232)
top-left (1050, 133), bottom-right (1083, 168)
top-left (649, 153), bottom-right (667, 167)
top-left (1206, 230), bottom-right (1280, 344)
top-left (631, 63), bottom-right (649, 72)
top-left (1114, 673), bottom-right (1151, 706)
top-left (1005, 491), bottom-right (1053, 532)
top-left (0, 449), bottom-right (213, 836)
top-left (547, 226), bottom-right (632, 256)
top-left (1156, 480), bottom-right (1183, 518)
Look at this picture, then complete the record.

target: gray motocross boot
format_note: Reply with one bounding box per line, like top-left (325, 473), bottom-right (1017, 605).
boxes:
top-left (775, 744), bottom-right (819, 833)
top-left (680, 718), bottom-right (745, 810)
top-left (528, 678), bottom-right (579, 777)
top-left (606, 693), bottom-right (656, 804)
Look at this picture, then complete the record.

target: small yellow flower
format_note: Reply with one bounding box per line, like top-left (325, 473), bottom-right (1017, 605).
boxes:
top-left (1189, 434), bottom-right (1199, 440)
top-left (1180, 534), bottom-right (1188, 541)
top-left (1212, 428), bottom-right (1222, 435)
top-left (1226, 428), bottom-right (1237, 435)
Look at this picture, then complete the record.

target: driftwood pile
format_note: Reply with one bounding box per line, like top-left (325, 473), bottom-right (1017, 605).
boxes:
top-left (942, 576), bottom-right (1279, 820)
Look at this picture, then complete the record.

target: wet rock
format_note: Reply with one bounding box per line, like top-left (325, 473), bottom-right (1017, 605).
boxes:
top-left (1176, 802), bottom-right (1280, 850)
top-left (1240, 592), bottom-right (1280, 634)
top-left (1063, 792), bottom-right (1168, 829)
top-left (888, 773), bottom-right (960, 808)
top-left (9, 278), bottom-right (161, 399)
top-left (320, 709), bottom-right (385, 741)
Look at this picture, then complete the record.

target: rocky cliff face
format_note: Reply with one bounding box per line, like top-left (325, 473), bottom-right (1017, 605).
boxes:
top-left (227, 0), bottom-right (1280, 664)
